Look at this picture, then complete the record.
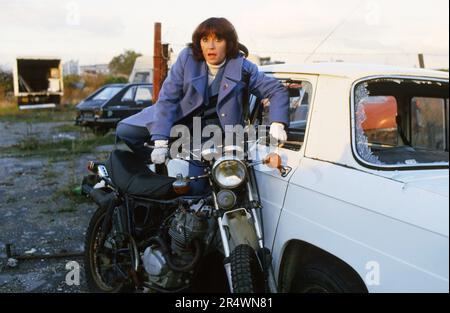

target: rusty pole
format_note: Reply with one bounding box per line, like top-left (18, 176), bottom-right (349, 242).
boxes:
top-left (152, 22), bottom-right (170, 103)
top-left (153, 22), bottom-right (162, 103)
top-left (152, 23), bottom-right (170, 175)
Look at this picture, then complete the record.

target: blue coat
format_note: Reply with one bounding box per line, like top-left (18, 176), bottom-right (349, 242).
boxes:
top-left (121, 47), bottom-right (289, 140)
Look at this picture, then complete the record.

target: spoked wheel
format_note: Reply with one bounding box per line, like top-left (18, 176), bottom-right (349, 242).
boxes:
top-left (84, 206), bottom-right (138, 292)
top-left (230, 244), bottom-right (265, 293)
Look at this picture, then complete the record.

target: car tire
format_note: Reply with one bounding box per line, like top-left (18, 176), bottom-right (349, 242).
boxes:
top-left (291, 262), bottom-right (366, 293)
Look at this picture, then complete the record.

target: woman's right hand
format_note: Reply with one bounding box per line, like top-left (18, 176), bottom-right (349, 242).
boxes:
top-left (151, 140), bottom-right (169, 164)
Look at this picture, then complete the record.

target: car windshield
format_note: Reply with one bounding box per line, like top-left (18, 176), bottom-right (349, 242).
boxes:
top-left (91, 86), bottom-right (123, 101)
top-left (353, 77), bottom-right (449, 167)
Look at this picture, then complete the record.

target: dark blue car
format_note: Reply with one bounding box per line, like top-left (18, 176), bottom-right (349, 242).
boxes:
top-left (75, 83), bottom-right (153, 135)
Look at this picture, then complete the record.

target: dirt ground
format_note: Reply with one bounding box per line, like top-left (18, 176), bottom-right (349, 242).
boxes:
top-left (0, 117), bottom-right (120, 292)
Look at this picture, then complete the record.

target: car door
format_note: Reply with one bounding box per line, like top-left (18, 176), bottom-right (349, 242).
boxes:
top-left (250, 74), bottom-right (318, 249)
top-left (112, 85), bottom-right (137, 120)
top-left (117, 85), bottom-right (153, 118)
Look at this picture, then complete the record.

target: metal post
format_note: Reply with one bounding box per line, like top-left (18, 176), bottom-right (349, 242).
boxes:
top-left (418, 54), bottom-right (425, 69)
top-left (153, 23), bottom-right (162, 103)
top-left (152, 23), bottom-right (170, 103)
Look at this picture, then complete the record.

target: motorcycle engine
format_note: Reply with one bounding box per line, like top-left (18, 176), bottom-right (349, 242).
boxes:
top-left (142, 203), bottom-right (210, 290)
top-left (168, 209), bottom-right (208, 254)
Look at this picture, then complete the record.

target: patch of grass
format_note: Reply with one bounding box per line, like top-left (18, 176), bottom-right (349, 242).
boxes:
top-left (42, 169), bottom-right (58, 179)
top-left (40, 209), bottom-right (54, 215)
top-left (6, 196), bottom-right (17, 204)
top-left (57, 207), bottom-right (78, 214)
top-left (53, 124), bottom-right (81, 133)
top-left (0, 105), bottom-right (77, 123)
top-left (0, 133), bottom-right (116, 158)
top-left (0, 100), bottom-right (19, 116)
top-left (16, 135), bottom-right (40, 151)
top-left (52, 182), bottom-right (88, 204)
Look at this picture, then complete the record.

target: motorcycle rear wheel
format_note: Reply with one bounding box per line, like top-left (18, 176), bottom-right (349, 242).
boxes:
top-left (84, 206), bottom-right (133, 292)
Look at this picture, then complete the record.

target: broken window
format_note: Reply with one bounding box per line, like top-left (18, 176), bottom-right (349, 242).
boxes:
top-left (354, 78), bottom-right (449, 167)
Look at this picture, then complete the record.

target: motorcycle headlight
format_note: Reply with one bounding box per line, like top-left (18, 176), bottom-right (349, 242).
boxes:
top-left (212, 156), bottom-right (247, 189)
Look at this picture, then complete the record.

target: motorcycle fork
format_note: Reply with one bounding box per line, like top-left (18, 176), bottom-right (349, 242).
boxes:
top-left (248, 172), bottom-right (278, 293)
top-left (212, 185), bottom-right (264, 293)
top-left (208, 179), bottom-right (233, 292)
top-left (246, 182), bottom-right (264, 250)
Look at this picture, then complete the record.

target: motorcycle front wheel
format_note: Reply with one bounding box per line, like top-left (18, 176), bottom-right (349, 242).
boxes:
top-left (229, 244), bottom-right (265, 293)
top-left (84, 206), bottom-right (134, 293)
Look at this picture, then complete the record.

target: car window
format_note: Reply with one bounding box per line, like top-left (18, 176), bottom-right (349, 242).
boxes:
top-left (256, 80), bottom-right (313, 151)
top-left (353, 78), bottom-right (449, 167)
top-left (121, 87), bottom-right (136, 102)
top-left (135, 86), bottom-right (153, 102)
top-left (411, 97), bottom-right (447, 151)
top-left (134, 72), bottom-right (151, 83)
top-left (287, 82), bottom-right (312, 130)
top-left (260, 81), bottom-right (312, 129)
top-left (92, 86), bottom-right (122, 101)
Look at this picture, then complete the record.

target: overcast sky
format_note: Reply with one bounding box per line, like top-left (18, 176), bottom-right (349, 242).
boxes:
top-left (0, 0), bottom-right (448, 69)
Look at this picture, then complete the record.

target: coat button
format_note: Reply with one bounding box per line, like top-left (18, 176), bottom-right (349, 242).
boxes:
top-left (221, 113), bottom-right (226, 117)
top-left (223, 83), bottom-right (228, 90)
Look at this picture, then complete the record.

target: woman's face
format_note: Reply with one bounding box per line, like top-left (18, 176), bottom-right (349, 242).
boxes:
top-left (200, 34), bottom-right (227, 65)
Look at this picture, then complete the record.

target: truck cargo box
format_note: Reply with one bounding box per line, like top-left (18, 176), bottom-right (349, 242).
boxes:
top-left (13, 57), bottom-right (64, 109)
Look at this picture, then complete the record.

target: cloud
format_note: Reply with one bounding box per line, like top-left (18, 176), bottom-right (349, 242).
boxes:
top-left (0, 0), bottom-right (124, 37)
top-left (0, 0), bottom-right (447, 68)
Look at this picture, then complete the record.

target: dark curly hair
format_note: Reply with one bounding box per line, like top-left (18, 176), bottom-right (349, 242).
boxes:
top-left (189, 17), bottom-right (248, 61)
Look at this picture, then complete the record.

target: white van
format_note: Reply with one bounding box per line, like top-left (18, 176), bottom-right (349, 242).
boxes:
top-left (128, 55), bottom-right (153, 84)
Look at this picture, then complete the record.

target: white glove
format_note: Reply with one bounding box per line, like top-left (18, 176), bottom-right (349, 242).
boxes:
top-left (269, 122), bottom-right (287, 143)
top-left (151, 140), bottom-right (168, 164)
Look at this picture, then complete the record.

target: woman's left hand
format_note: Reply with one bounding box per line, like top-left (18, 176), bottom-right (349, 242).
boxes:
top-left (269, 122), bottom-right (287, 143)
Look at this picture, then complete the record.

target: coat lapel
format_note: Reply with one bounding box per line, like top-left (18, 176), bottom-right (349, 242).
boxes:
top-left (189, 61), bottom-right (207, 106)
top-left (217, 56), bottom-right (244, 105)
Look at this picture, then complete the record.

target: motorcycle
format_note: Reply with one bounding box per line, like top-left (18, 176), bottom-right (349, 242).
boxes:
top-left (81, 140), bottom-right (286, 293)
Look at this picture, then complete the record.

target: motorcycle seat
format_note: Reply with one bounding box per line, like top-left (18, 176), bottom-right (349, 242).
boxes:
top-left (105, 150), bottom-right (176, 199)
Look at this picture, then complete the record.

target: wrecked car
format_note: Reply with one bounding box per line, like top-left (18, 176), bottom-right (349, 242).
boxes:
top-left (75, 83), bottom-right (153, 135)
top-left (245, 63), bottom-right (449, 292)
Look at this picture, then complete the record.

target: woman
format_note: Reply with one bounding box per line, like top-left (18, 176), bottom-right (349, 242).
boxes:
top-left (117, 17), bottom-right (289, 164)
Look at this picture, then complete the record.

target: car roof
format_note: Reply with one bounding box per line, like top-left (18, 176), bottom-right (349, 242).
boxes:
top-left (126, 83), bottom-right (153, 86)
top-left (260, 62), bottom-right (449, 81)
top-left (102, 83), bottom-right (153, 88)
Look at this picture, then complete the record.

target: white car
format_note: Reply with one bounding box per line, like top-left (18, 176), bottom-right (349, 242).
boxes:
top-left (246, 63), bottom-right (449, 293)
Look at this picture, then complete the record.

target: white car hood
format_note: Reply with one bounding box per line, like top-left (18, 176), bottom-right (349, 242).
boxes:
top-left (388, 170), bottom-right (449, 197)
